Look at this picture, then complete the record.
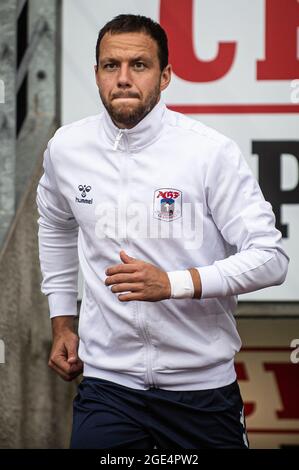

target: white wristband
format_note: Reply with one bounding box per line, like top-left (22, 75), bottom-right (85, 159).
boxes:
top-left (166, 270), bottom-right (194, 299)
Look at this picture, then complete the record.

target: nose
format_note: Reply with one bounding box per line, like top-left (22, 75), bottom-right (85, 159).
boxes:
top-left (117, 63), bottom-right (132, 88)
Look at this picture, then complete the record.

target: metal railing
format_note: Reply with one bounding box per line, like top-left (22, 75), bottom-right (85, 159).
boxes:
top-left (0, 0), bottom-right (61, 248)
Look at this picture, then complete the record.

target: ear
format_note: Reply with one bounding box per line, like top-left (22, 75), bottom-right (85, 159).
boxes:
top-left (94, 64), bottom-right (99, 87)
top-left (160, 64), bottom-right (172, 92)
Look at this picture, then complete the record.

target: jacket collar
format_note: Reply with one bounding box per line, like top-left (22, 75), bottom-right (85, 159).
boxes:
top-left (101, 96), bottom-right (166, 152)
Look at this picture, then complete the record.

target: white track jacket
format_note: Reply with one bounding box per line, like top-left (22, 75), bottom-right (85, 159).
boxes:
top-left (36, 97), bottom-right (289, 391)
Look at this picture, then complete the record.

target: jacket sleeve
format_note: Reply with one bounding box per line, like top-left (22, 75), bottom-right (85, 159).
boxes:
top-left (196, 137), bottom-right (289, 299)
top-left (36, 137), bottom-right (80, 318)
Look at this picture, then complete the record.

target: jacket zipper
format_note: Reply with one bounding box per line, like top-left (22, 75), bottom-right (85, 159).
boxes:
top-left (113, 129), bottom-right (124, 151)
top-left (116, 133), bottom-right (157, 388)
top-left (137, 308), bottom-right (157, 388)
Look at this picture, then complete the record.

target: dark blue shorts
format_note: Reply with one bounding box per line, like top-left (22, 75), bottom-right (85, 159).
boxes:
top-left (70, 377), bottom-right (250, 449)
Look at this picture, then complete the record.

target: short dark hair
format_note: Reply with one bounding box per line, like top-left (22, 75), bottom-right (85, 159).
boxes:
top-left (95, 14), bottom-right (168, 72)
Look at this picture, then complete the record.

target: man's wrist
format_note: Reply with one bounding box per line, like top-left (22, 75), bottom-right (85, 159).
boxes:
top-left (187, 267), bottom-right (202, 299)
top-left (51, 315), bottom-right (76, 336)
top-left (166, 268), bottom-right (202, 299)
top-left (166, 270), bottom-right (194, 299)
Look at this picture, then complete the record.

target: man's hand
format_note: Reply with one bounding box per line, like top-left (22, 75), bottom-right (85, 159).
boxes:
top-left (48, 316), bottom-right (83, 381)
top-left (105, 250), bottom-right (171, 302)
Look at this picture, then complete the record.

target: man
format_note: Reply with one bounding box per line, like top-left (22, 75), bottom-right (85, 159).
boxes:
top-left (36, 14), bottom-right (289, 449)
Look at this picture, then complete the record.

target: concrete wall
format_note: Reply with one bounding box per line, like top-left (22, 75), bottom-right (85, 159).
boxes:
top-left (0, 140), bottom-right (79, 448)
top-left (0, 0), bottom-right (17, 247)
top-left (0, 0), bottom-right (75, 447)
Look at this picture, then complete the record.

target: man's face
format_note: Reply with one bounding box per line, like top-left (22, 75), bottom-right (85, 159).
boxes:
top-left (95, 31), bottom-right (171, 129)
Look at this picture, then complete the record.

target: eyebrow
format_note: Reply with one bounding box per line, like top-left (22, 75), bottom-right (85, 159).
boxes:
top-left (100, 55), bottom-right (153, 65)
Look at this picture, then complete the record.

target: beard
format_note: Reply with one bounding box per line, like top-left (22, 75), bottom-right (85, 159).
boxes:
top-left (99, 82), bottom-right (161, 128)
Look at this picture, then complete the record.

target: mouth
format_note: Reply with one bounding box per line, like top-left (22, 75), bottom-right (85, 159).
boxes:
top-left (112, 93), bottom-right (140, 99)
top-left (113, 97), bottom-right (139, 100)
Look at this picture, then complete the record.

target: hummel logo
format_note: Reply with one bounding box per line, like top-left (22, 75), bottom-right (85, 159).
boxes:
top-left (76, 184), bottom-right (93, 204)
top-left (79, 184), bottom-right (91, 197)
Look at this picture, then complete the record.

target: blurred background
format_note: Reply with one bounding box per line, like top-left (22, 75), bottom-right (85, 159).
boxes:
top-left (0, 0), bottom-right (298, 448)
